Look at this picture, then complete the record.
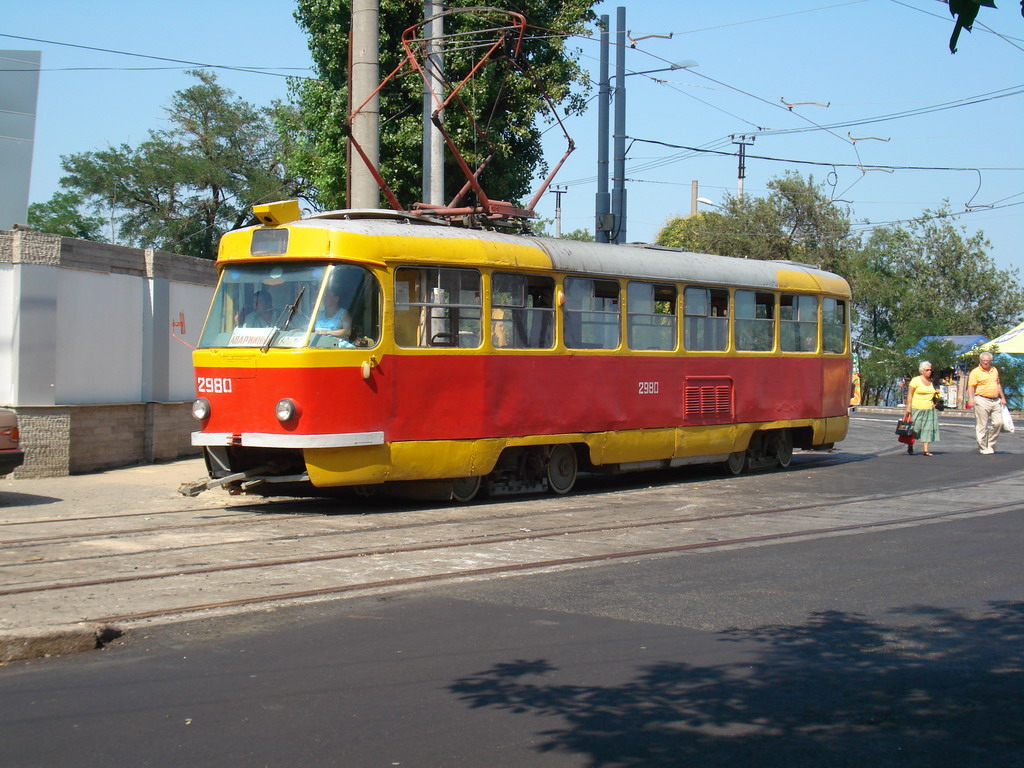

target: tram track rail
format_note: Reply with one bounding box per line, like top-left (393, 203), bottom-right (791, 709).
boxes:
top-left (0, 449), bottom-right (1017, 561)
top-left (6, 489), bottom-right (1024, 606)
top-left (2, 467), bottom-right (1022, 626)
top-left (80, 497), bottom-right (1024, 624)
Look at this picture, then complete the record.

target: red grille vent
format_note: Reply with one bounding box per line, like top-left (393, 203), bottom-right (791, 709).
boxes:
top-left (683, 377), bottom-right (734, 424)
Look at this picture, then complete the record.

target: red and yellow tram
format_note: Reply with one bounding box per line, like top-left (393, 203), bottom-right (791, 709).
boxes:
top-left (183, 200), bottom-right (850, 500)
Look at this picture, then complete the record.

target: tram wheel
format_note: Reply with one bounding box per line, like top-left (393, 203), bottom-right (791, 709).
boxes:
top-left (546, 445), bottom-right (578, 495)
top-left (775, 430), bottom-right (794, 468)
top-left (451, 475), bottom-right (482, 503)
top-left (725, 450), bottom-right (747, 476)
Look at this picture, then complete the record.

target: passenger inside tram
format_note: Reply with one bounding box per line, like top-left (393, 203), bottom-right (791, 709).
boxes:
top-left (313, 290), bottom-right (355, 347)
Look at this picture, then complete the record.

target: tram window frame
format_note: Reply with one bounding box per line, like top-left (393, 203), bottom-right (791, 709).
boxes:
top-left (394, 266), bottom-right (482, 348)
top-left (490, 273), bottom-right (555, 349)
top-left (734, 290), bottom-right (776, 352)
top-left (683, 286), bottom-right (729, 352)
top-left (563, 277), bottom-right (621, 350)
top-left (822, 297), bottom-right (847, 354)
top-left (627, 282), bottom-right (677, 351)
top-left (779, 293), bottom-right (819, 353)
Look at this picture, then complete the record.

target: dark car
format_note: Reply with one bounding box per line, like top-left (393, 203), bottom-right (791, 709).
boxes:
top-left (0, 408), bottom-right (24, 476)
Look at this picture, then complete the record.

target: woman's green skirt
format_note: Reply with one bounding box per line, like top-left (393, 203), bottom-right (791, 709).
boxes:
top-left (911, 407), bottom-right (939, 442)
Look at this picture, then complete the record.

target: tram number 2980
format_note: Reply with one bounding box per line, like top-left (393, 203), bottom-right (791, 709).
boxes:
top-left (637, 381), bottom-right (660, 395)
top-left (198, 376), bottom-right (233, 394)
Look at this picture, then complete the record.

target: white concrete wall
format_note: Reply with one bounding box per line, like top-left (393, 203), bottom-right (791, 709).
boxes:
top-left (1, 229), bottom-right (217, 408)
top-left (167, 281), bottom-right (213, 400)
top-left (57, 269), bottom-right (144, 404)
top-left (0, 265), bottom-right (14, 404)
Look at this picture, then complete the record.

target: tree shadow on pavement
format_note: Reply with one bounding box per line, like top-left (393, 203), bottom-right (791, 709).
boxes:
top-left (449, 602), bottom-right (1024, 768)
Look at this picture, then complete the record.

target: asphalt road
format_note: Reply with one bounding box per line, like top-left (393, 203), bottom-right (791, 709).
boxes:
top-left (0, 412), bottom-right (1022, 767)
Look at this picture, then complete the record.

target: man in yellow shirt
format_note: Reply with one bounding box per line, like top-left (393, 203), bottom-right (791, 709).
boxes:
top-left (967, 352), bottom-right (1007, 454)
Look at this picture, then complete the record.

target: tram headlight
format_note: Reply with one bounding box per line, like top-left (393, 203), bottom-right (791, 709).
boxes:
top-left (191, 398), bottom-right (211, 422)
top-left (275, 398), bottom-right (300, 424)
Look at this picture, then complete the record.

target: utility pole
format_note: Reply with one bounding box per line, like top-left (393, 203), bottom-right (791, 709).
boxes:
top-left (611, 6), bottom-right (627, 244)
top-left (349, 0), bottom-right (381, 209)
top-left (551, 185), bottom-right (567, 238)
top-left (731, 134), bottom-right (754, 198)
top-left (689, 180), bottom-right (698, 217)
top-left (594, 14), bottom-right (610, 242)
top-left (422, 1), bottom-right (444, 206)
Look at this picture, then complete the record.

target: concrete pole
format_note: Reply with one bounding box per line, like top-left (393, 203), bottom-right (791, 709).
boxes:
top-left (350, 0), bottom-right (381, 209)
top-left (690, 180), bottom-right (698, 217)
top-left (552, 186), bottom-right (567, 238)
top-left (594, 14), bottom-right (610, 243)
top-left (422, 2), bottom-right (444, 206)
top-left (611, 6), bottom-right (627, 244)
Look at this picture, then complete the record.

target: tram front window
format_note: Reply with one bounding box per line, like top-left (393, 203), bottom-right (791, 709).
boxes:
top-left (198, 263), bottom-right (381, 350)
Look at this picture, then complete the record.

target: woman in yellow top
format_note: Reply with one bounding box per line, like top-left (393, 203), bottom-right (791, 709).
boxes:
top-left (904, 360), bottom-right (940, 456)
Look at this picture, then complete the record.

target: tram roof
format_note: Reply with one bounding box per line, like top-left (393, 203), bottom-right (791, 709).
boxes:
top-left (229, 212), bottom-right (850, 297)
top-left (526, 236), bottom-right (848, 295)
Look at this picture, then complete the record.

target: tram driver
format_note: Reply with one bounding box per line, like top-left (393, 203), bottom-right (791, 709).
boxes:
top-left (240, 289), bottom-right (275, 327)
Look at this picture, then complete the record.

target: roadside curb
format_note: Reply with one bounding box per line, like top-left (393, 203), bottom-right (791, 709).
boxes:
top-left (0, 624), bottom-right (122, 663)
top-left (851, 406), bottom-right (978, 420)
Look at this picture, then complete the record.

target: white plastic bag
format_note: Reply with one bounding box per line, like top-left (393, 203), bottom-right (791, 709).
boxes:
top-left (1002, 406), bottom-right (1015, 433)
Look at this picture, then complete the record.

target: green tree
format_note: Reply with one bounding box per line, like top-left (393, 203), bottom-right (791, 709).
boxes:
top-left (656, 172), bottom-right (856, 274)
top-left (290, 0), bottom-right (596, 211)
top-left (853, 208), bottom-right (1023, 404)
top-left (56, 70), bottom-right (307, 259)
top-left (27, 191), bottom-right (104, 240)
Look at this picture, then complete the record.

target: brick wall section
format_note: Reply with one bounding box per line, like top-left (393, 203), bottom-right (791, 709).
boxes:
top-left (1, 229), bottom-right (217, 285)
top-left (12, 409), bottom-right (71, 478)
top-left (147, 403), bottom-right (200, 462)
top-left (148, 248), bottom-right (218, 286)
top-left (10, 403), bottom-right (200, 477)
top-left (1, 229), bottom-right (62, 265)
top-left (69, 404), bottom-right (148, 474)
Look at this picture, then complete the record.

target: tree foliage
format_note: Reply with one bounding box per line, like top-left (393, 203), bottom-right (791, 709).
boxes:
top-left (27, 191), bottom-right (104, 240)
top-left (51, 70), bottom-right (307, 259)
top-left (656, 173), bottom-right (856, 274)
top-left (290, 0), bottom-right (597, 210)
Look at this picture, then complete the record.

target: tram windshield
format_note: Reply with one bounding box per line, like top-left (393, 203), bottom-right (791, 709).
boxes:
top-left (197, 262), bottom-right (381, 350)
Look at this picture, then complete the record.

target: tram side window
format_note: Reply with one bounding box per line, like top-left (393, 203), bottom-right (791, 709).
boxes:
top-left (394, 267), bottom-right (482, 348)
top-left (563, 277), bottom-right (620, 350)
top-left (780, 294), bottom-right (818, 353)
top-left (823, 297), bottom-right (847, 354)
top-left (491, 273), bottom-right (555, 349)
top-left (683, 287), bottom-right (729, 351)
top-left (735, 290), bottom-right (776, 351)
top-left (627, 282), bottom-right (677, 351)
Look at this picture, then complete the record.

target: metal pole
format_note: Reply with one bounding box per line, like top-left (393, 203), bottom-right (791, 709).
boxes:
top-left (422, 2), bottom-right (444, 206)
top-left (731, 134), bottom-right (754, 199)
top-left (552, 186), bottom-right (567, 238)
top-left (595, 14), bottom-right (610, 243)
top-left (611, 6), bottom-right (627, 244)
top-left (350, 0), bottom-right (381, 209)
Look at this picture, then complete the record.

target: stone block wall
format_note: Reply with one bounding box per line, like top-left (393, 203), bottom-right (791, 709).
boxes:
top-left (12, 403), bottom-right (200, 478)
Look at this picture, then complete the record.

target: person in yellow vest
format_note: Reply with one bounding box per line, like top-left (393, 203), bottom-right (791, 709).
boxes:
top-left (967, 352), bottom-right (1007, 454)
top-left (904, 361), bottom-right (940, 456)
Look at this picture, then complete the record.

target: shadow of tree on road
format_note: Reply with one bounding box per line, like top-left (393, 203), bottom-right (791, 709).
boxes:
top-left (449, 603), bottom-right (1024, 767)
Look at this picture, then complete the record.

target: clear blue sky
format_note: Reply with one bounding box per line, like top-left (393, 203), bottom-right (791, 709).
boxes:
top-left (5, 0), bottom-right (1023, 276)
